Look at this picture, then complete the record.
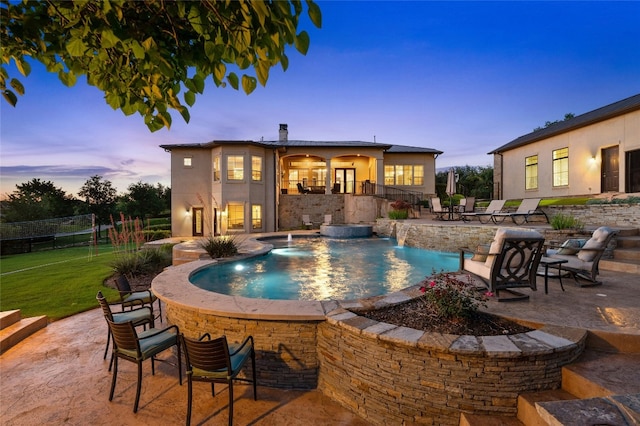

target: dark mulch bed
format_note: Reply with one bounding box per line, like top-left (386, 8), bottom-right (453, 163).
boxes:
top-left (352, 297), bottom-right (533, 336)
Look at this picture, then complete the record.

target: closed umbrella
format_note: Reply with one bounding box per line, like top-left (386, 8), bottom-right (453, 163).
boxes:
top-left (445, 169), bottom-right (456, 220)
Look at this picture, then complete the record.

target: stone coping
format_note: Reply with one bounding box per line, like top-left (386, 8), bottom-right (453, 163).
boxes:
top-left (325, 285), bottom-right (587, 356)
top-left (153, 230), bottom-right (586, 355)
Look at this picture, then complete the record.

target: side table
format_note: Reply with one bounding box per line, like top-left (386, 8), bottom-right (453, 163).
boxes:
top-left (537, 257), bottom-right (568, 294)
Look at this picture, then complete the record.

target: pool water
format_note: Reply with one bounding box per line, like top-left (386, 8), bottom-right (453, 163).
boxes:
top-left (189, 236), bottom-right (459, 301)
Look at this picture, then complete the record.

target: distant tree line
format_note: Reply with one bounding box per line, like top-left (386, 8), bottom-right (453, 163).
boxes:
top-left (1, 176), bottom-right (170, 236)
top-left (435, 165), bottom-right (493, 200)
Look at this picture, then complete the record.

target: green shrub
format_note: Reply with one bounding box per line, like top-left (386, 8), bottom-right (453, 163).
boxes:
top-left (110, 245), bottom-right (172, 276)
top-left (388, 209), bottom-right (409, 220)
top-left (420, 272), bottom-right (487, 319)
top-left (199, 235), bottom-right (240, 259)
top-left (142, 229), bottom-right (172, 241)
top-left (550, 213), bottom-right (584, 230)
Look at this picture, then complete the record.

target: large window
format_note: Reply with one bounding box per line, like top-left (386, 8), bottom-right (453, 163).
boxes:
top-left (227, 155), bottom-right (244, 180)
top-left (525, 155), bottom-right (538, 190)
top-left (213, 156), bottom-right (220, 181)
top-left (553, 148), bottom-right (569, 187)
top-left (227, 203), bottom-right (244, 229)
top-left (252, 156), bottom-right (262, 181)
top-left (384, 165), bottom-right (424, 185)
top-left (251, 204), bottom-right (262, 230)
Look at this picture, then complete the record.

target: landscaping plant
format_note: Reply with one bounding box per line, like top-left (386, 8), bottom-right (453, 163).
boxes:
top-left (420, 272), bottom-right (487, 319)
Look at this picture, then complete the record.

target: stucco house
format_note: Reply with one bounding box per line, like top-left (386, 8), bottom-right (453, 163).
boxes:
top-left (160, 124), bottom-right (442, 236)
top-left (490, 94), bottom-right (640, 200)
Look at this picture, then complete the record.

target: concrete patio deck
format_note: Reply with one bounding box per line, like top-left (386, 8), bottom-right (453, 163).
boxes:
top-left (1, 224), bottom-right (639, 425)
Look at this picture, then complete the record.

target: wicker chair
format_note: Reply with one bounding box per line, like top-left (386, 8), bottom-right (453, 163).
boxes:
top-left (106, 319), bottom-right (181, 413)
top-left (114, 275), bottom-right (161, 322)
top-left (180, 333), bottom-right (257, 426)
top-left (96, 291), bottom-right (154, 367)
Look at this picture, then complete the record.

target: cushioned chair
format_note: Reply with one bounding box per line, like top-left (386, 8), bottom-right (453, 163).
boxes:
top-left (491, 198), bottom-right (549, 224)
top-left (430, 197), bottom-right (447, 220)
top-left (322, 214), bottom-right (332, 225)
top-left (96, 291), bottom-right (154, 367)
top-left (546, 226), bottom-right (618, 286)
top-left (460, 229), bottom-right (545, 301)
top-left (106, 318), bottom-right (181, 413)
top-left (302, 214), bottom-right (313, 228)
top-left (297, 183), bottom-right (310, 194)
top-left (455, 197), bottom-right (475, 219)
top-left (114, 275), bottom-right (161, 323)
top-left (180, 333), bottom-right (257, 426)
top-left (461, 199), bottom-right (506, 223)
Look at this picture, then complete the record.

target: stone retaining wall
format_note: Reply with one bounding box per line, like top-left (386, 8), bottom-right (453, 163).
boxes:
top-left (317, 299), bottom-right (586, 425)
top-left (165, 302), bottom-right (324, 389)
top-left (544, 204), bottom-right (640, 227)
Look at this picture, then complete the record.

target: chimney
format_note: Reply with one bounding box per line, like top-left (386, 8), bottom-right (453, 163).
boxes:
top-left (279, 123), bottom-right (288, 142)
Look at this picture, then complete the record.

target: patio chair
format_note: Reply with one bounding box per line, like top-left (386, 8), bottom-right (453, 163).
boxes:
top-left (323, 214), bottom-right (332, 225)
top-left (546, 226), bottom-right (618, 286)
top-left (461, 199), bottom-right (506, 223)
top-left (430, 197), bottom-right (447, 220)
top-left (180, 333), bottom-right (257, 426)
top-left (297, 183), bottom-right (310, 194)
top-left (114, 275), bottom-right (161, 323)
top-left (455, 197), bottom-right (475, 219)
top-left (302, 214), bottom-right (313, 228)
top-left (96, 291), bottom-right (154, 367)
top-left (491, 198), bottom-right (549, 224)
top-left (459, 228), bottom-right (545, 301)
top-left (106, 318), bottom-right (181, 413)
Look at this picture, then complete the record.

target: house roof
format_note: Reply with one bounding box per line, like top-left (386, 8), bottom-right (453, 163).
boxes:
top-left (160, 139), bottom-right (443, 155)
top-left (489, 93), bottom-right (640, 154)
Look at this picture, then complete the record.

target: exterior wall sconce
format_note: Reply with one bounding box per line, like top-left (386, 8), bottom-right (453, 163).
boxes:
top-left (185, 207), bottom-right (191, 216)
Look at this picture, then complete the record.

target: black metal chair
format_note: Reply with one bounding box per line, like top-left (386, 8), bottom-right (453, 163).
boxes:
top-left (180, 333), bottom-right (257, 426)
top-left (96, 291), bottom-right (154, 367)
top-left (106, 318), bottom-right (181, 413)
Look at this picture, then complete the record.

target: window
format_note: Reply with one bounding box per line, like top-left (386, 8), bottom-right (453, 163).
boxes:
top-left (413, 165), bottom-right (424, 185)
top-left (525, 155), bottom-right (538, 190)
top-left (553, 148), bottom-right (569, 187)
top-left (213, 156), bottom-right (220, 181)
top-left (384, 165), bottom-right (424, 185)
top-left (252, 156), bottom-right (262, 181)
top-left (252, 205), bottom-right (262, 229)
top-left (183, 157), bottom-right (192, 167)
top-left (227, 155), bottom-right (244, 180)
top-left (227, 203), bottom-right (244, 229)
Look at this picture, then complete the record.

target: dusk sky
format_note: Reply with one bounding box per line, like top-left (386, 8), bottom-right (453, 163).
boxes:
top-left (1, 1), bottom-right (639, 199)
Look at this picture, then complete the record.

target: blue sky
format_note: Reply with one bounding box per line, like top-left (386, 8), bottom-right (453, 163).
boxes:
top-left (1, 1), bottom-right (639, 198)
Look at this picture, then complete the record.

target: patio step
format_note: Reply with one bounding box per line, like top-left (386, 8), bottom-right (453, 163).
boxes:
top-left (0, 310), bottom-right (48, 354)
top-left (600, 257), bottom-right (640, 274)
top-left (459, 412), bottom-right (524, 425)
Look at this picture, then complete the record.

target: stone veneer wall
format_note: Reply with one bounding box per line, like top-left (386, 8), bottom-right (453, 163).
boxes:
top-left (544, 204), bottom-right (640, 227)
top-left (278, 194), bottom-right (345, 229)
top-left (164, 303), bottom-right (324, 389)
top-left (317, 306), bottom-right (586, 425)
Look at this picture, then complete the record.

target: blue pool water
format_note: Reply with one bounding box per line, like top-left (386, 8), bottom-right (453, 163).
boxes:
top-left (189, 236), bottom-right (459, 301)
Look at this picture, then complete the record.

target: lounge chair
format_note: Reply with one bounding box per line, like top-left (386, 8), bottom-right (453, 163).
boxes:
top-left (322, 214), bottom-right (332, 225)
top-left (460, 228), bottom-right (545, 301)
top-left (430, 197), bottom-right (447, 220)
top-left (302, 214), bottom-right (313, 228)
top-left (491, 198), bottom-right (549, 224)
top-left (455, 197), bottom-right (475, 219)
top-left (546, 226), bottom-right (618, 286)
top-left (461, 199), bottom-right (506, 223)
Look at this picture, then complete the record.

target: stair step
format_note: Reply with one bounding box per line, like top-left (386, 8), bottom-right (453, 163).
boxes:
top-left (516, 389), bottom-right (577, 426)
top-left (0, 315), bottom-right (48, 354)
top-left (616, 235), bottom-right (640, 249)
top-left (614, 227), bottom-right (640, 237)
top-left (0, 310), bottom-right (21, 330)
top-left (586, 329), bottom-right (640, 353)
top-left (562, 350), bottom-right (640, 399)
top-left (613, 247), bottom-right (640, 262)
top-left (600, 258), bottom-right (640, 274)
top-left (536, 395), bottom-right (639, 426)
top-left (459, 412), bottom-right (524, 426)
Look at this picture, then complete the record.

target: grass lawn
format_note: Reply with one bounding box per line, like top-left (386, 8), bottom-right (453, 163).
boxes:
top-left (0, 245), bottom-right (121, 321)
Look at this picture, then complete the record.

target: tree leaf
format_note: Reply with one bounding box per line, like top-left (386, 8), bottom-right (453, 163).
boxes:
top-left (10, 78), bottom-right (25, 96)
top-left (130, 40), bottom-right (145, 60)
top-left (227, 72), bottom-right (239, 90)
top-left (58, 70), bottom-right (77, 87)
top-left (295, 31), bottom-right (310, 55)
top-left (2, 90), bottom-right (18, 107)
top-left (15, 59), bottom-right (31, 77)
top-left (192, 74), bottom-right (205, 93)
top-left (101, 28), bottom-right (120, 49)
top-left (178, 105), bottom-right (191, 123)
top-left (241, 75), bottom-right (257, 94)
top-left (307, 1), bottom-right (323, 28)
top-left (184, 90), bottom-right (195, 106)
top-left (65, 38), bottom-right (88, 57)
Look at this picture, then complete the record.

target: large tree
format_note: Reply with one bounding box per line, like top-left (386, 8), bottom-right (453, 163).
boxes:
top-left (1, 0), bottom-right (322, 131)
top-left (78, 175), bottom-right (117, 237)
top-left (118, 181), bottom-right (167, 219)
top-left (1, 178), bottom-right (75, 222)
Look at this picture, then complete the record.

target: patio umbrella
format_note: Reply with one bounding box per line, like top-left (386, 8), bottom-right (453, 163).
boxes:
top-left (445, 168), bottom-right (456, 198)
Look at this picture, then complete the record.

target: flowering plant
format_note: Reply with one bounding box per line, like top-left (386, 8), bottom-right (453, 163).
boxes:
top-left (419, 272), bottom-right (487, 319)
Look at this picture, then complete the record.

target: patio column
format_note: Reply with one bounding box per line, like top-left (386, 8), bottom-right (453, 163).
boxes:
top-left (325, 158), bottom-right (332, 194)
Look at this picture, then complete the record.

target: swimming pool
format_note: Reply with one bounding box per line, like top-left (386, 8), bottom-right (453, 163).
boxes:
top-left (189, 236), bottom-right (459, 301)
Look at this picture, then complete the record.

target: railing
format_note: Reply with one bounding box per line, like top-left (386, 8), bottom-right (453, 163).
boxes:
top-left (362, 181), bottom-right (424, 206)
top-left (280, 180), bottom-right (424, 205)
